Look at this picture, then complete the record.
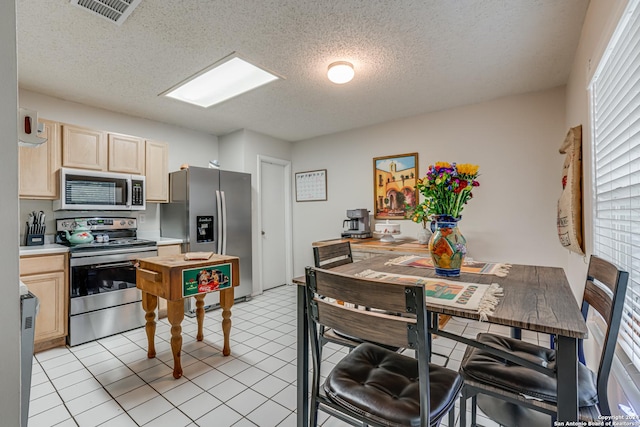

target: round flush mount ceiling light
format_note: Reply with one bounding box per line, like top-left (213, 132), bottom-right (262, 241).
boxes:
top-left (327, 61), bottom-right (355, 84)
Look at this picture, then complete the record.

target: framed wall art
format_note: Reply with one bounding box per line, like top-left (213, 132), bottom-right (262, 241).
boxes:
top-left (373, 153), bottom-right (418, 219)
top-left (295, 169), bottom-right (327, 202)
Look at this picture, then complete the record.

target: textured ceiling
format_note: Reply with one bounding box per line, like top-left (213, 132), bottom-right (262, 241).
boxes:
top-left (16, 0), bottom-right (589, 142)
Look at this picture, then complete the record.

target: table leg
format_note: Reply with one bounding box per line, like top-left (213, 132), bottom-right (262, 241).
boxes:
top-left (167, 299), bottom-right (184, 379)
top-left (297, 284), bottom-right (309, 427)
top-left (556, 335), bottom-right (578, 422)
top-left (141, 291), bottom-right (157, 359)
top-left (220, 288), bottom-right (234, 356)
top-left (427, 312), bottom-right (435, 362)
top-left (195, 294), bottom-right (205, 341)
top-left (511, 327), bottom-right (522, 339)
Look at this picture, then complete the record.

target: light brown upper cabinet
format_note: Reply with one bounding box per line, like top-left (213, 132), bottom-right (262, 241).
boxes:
top-left (25, 120), bottom-right (170, 203)
top-left (108, 133), bottom-right (145, 174)
top-left (62, 124), bottom-right (107, 171)
top-left (19, 119), bottom-right (61, 199)
top-left (145, 140), bottom-right (169, 202)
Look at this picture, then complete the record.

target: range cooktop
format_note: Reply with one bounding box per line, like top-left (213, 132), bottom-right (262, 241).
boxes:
top-left (55, 216), bottom-right (157, 253)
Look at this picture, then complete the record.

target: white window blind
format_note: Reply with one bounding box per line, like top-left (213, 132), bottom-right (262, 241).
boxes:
top-left (591, 0), bottom-right (640, 371)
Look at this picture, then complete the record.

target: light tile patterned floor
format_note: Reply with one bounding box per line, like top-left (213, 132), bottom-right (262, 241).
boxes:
top-left (29, 284), bottom-right (551, 426)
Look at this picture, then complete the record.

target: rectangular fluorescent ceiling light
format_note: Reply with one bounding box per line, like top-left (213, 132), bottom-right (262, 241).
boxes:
top-left (163, 56), bottom-right (280, 108)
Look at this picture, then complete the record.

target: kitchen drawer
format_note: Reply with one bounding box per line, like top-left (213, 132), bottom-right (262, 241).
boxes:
top-left (20, 254), bottom-right (66, 275)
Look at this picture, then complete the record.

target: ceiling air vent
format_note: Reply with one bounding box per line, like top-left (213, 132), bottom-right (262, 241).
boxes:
top-left (70, 0), bottom-right (142, 25)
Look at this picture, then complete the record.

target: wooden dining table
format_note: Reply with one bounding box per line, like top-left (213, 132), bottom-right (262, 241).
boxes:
top-left (294, 254), bottom-right (588, 426)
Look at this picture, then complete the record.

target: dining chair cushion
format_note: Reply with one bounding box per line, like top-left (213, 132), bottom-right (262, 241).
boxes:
top-left (324, 342), bottom-right (463, 426)
top-left (460, 333), bottom-right (598, 407)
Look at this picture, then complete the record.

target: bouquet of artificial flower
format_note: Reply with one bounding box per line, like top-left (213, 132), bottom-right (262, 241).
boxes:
top-left (415, 162), bottom-right (480, 219)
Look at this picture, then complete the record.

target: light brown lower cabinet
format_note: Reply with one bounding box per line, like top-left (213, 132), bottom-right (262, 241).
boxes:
top-left (20, 254), bottom-right (68, 352)
top-left (155, 244), bottom-right (183, 318)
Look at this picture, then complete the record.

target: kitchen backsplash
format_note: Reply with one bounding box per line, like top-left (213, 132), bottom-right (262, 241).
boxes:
top-left (19, 200), bottom-right (161, 245)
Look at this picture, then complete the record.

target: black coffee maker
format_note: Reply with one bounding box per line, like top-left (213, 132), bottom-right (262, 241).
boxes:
top-left (341, 209), bottom-right (372, 239)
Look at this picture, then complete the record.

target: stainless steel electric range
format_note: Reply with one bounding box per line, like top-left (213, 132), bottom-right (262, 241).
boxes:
top-left (56, 217), bottom-right (157, 346)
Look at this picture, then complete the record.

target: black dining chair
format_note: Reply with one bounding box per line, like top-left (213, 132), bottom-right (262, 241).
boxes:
top-left (458, 255), bottom-right (628, 426)
top-left (305, 266), bottom-right (463, 426)
top-left (313, 242), bottom-right (354, 270)
top-left (313, 242), bottom-right (403, 354)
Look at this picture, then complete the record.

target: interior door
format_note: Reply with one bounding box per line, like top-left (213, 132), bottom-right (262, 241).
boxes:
top-left (261, 160), bottom-right (287, 290)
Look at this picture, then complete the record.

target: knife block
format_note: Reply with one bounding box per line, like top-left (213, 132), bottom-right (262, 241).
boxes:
top-left (25, 234), bottom-right (45, 246)
top-left (25, 223), bottom-right (45, 246)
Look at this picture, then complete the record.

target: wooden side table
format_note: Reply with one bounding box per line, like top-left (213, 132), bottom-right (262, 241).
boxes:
top-left (136, 254), bottom-right (240, 378)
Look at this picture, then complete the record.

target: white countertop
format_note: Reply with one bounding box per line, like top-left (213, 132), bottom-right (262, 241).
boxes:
top-left (19, 244), bottom-right (69, 256)
top-left (154, 237), bottom-right (183, 246)
top-left (135, 231), bottom-right (182, 245)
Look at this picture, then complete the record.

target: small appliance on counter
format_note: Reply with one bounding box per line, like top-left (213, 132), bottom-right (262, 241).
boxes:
top-left (374, 219), bottom-right (401, 242)
top-left (341, 208), bottom-right (372, 239)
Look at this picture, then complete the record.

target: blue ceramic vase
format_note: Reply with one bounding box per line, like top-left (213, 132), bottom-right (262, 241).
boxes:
top-left (428, 215), bottom-right (467, 277)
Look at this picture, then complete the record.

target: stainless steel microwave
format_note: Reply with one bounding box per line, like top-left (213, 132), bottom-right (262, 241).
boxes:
top-left (53, 168), bottom-right (146, 211)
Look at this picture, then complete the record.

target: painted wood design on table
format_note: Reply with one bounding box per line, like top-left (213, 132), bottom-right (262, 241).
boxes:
top-left (136, 254), bottom-right (240, 379)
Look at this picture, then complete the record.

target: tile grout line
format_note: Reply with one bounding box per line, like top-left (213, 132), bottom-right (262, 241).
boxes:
top-left (102, 305), bottom-right (298, 425)
top-left (32, 356), bottom-right (79, 427)
top-left (32, 286), bottom-right (308, 427)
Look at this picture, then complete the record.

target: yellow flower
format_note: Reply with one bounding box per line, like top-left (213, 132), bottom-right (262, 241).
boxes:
top-left (435, 161), bottom-right (451, 168)
top-left (457, 163), bottom-right (479, 176)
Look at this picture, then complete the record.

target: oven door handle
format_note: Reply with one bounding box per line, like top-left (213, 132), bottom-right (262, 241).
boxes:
top-left (91, 261), bottom-right (135, 269)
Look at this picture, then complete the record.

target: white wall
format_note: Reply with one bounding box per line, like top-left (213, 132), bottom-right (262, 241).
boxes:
top-left (18, 89), bottom-right (219, 237)
top-left (218, 129), bottom-right (246, 172)
top-left (291, 87), bottom-right (568, 275)
top-left (1, 0), bottom-right (23, 424)
top-left (219, 129), bottom-right (293, 294)
top-left (564, 0), bottom-right (630, 298)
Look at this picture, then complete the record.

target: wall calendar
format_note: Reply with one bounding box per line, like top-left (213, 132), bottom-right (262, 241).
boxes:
top-left (295, 169), bottom-right (327, 202)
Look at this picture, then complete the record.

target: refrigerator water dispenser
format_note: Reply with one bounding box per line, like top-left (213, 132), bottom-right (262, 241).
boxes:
top-left (196, 215), bottom-right (214, 243)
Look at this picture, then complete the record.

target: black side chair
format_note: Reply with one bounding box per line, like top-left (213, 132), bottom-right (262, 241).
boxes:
top-left (313, 242), bottom-right (354, 270)
top-left (313, 242), bottom-right (402, 354)
top-left (458, 255), bottom-right (629, 426)
top-left (305, 266), bottom-right (463, 426)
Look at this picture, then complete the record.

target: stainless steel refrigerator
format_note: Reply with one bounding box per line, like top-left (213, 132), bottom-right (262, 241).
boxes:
top-left (161, 167), bottom-right (252, 314)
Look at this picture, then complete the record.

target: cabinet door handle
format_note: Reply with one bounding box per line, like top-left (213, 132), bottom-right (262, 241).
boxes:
top-left (92, 261), bottom-right (134, 269)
